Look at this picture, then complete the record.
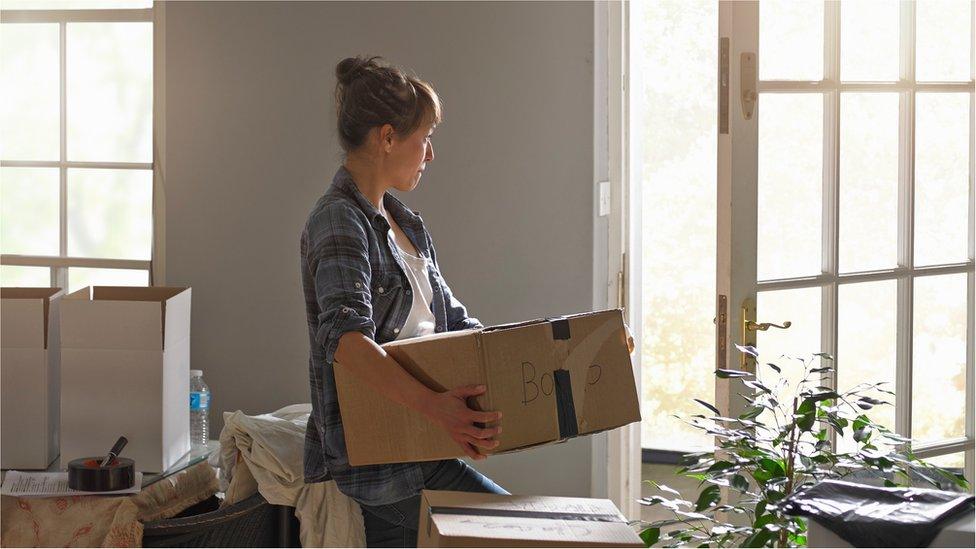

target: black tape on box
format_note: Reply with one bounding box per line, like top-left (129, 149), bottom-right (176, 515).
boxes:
top-left (554, 369), bottom-right (579, 438)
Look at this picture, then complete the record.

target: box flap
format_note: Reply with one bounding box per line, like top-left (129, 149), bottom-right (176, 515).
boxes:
top-left (480, 324), bottom-right (561, 452)
top-left (61, 287), bottom-right (190, 350)
top-left (421, 491), bottom-right (642, 547)
top-left (1, 288), bottom-right (63, 349)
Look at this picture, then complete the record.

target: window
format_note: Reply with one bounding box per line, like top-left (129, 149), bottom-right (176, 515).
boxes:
top-left (628, 0), bottom-right (974, 479)
top-left (1, 0), bottom-right (156, 293)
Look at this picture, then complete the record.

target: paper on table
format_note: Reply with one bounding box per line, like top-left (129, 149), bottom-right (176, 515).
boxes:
top-left (0, 471), bottom-right (142, 497)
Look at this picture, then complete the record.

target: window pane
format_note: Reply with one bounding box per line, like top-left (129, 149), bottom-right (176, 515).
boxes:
top-left (0, 266), bottom-right (51, 287)
top-left (837, 280), bottom-right (897, 452)
top-left (0, 23), bottom-right (59, 161)
top-left (756, 287), bottom-right (822, 383)
top-left (67, 168), bottom-right (152, 259)
top-left (1, 167), bottom-right (59, 256)
top-left (839, 93), bottom-right (899, 273)
top-left (841, 0), bottom-right (899, 81)
top-left (925, 452), bottom-right (966, 470)
top-left (1, 1), bottom-right (151, 8)
top-left (760, 0), bottom-right (823, 80)
top-left (66, 22), bottom-right (152, 163)
top-left (758, 94), bottom-right (823, 280)
top-left (914, 93), bottom-right (969, 266)
top-left (634, 0), bottom-right (717, 452)
top-left (68, 267), bottom-right (148, 293)
top-left (912, 274), bottom-right (968, 444)
top-left (916, 0), bottom-right (973, 82)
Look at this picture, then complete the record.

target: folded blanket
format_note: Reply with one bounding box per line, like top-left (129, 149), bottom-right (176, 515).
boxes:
top-left (219, 404), bottom-right (365, 547)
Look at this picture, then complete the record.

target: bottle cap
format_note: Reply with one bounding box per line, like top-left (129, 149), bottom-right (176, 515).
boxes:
top-left (190, 369), bottom-right (203, 377)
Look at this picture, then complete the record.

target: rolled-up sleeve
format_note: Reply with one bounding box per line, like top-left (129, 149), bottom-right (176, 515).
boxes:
top-left (426, 229), bottom-right (483, 332)
top-left (306, 203), bottom-right (376, 364)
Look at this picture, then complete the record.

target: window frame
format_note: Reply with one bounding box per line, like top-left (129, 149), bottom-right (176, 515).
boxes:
top-left (0, 3), bottom-right (163, 290)
top-left (616, 0), bottom-right (975, 486)
top-left (749, 0), bottom-right (975, 476)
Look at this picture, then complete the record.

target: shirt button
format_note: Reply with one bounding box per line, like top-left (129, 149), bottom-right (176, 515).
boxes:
top-left (393, 327), bottom-right (400, 334)
top-left (378, 287), bottom-right (385, 294)
top-left (354, 282), bottom-right (362, 289)
top-left (342, 306), bottom-right (352, 313)
top-left (435, 326), bottom-right (443, 332)
top-left (405, 289), bottom-right (412, 295)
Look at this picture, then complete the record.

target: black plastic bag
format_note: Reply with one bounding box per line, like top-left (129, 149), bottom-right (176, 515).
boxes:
top-left (781, 479), bottom-right (974, 547)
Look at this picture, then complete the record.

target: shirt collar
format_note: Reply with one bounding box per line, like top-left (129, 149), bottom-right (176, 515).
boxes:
top-left (331, 165), bottom-right (425, 234)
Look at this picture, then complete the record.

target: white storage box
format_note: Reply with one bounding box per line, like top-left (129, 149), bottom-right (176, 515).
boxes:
top-left (60, 286), bottom-right (191, 472)
top-left (1, 288), bottom-right (62, 469)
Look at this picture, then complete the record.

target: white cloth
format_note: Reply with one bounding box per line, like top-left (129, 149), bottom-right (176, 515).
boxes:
top-left (219, 404), bottom-right (365, 547)
top-left (391, 234), bottom-right (437, 341)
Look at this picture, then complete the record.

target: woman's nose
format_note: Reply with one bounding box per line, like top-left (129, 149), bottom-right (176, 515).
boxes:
top-left (426, 142), bottom-right (435, 162)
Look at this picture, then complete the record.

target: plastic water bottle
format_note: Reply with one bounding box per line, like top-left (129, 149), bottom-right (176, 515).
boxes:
top-left (189, 370), bottom-right (211, 447)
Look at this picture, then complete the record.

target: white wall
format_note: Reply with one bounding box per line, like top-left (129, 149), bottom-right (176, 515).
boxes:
top-left (164, 0), bottom-right (598, 496)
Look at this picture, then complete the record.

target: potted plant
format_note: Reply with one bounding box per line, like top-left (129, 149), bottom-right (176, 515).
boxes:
top-left (638, 345), bottom-right (969, 548)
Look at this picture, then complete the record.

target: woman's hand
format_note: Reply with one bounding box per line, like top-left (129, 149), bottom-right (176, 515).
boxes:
top-left (419, 385), bottom-right (503, 461)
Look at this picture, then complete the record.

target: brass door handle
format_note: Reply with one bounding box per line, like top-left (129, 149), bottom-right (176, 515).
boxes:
top-left (745, 320), bottom-right (792, 332)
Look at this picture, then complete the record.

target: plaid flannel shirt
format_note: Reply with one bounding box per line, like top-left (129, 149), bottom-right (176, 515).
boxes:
top-left (301, 166), bottom-right (482, 506)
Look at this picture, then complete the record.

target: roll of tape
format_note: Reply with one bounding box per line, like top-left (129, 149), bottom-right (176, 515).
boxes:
top-left (67, 457), bottom-right (135, 492)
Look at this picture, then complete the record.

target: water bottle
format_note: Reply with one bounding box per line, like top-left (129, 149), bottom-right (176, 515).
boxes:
top-left (189, 370), bottom-right (211, 447)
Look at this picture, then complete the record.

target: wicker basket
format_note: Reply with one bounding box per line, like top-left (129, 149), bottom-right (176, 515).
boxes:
top-left (142, 493), bottom-right (300, 548)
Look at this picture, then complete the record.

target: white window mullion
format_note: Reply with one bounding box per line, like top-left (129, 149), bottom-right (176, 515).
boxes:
top-left (894, 0), bottom-right (916, 439)
top-left (822, 0), bottom-right (841, 452)
top-left (56, 20), bottom-right (68, 293)
top-left (966, 0), bottom-right (975, 486)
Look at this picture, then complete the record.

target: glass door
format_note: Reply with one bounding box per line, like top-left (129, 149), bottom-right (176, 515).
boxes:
top-left (718, 0), bottom-right (974, 482)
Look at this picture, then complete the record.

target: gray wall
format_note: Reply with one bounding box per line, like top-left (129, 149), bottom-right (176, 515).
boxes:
top-left (164, 1), bottom-right (597, 496)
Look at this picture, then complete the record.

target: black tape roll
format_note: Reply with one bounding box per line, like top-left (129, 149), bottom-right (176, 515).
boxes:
top-left (67, 457), bottom-right (135, 492)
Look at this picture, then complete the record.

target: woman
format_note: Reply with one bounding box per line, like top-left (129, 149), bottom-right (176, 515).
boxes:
top-left (300, 56), bottom-right (508, 547)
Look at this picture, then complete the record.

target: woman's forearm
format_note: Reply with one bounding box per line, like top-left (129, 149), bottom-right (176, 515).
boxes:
top-left (333, 331), bottom-right (435, 414)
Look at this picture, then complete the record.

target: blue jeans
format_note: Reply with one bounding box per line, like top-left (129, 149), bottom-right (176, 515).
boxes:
top-left (360, 459), bottom-right (509, 547)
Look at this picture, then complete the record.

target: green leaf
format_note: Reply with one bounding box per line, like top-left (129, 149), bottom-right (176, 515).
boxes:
top-left (797, 398), bottom-right (816, 431)
top-left (640, 527), bottom-right (660, 547)
top-left (759, 457), bottom-right (786, 477)
top-left (716, 369), bottom-right (752, 379)
top-left (742, 529), bottom-right (772, 548)
top-left (706, 460), bottom-right (737, 474)
top-left (731, 474), bottom-right (750, 493)
top-left (695, 484), bottom-right (722, 511)
top-left (739, 405), bottom-right (765, 420)
top-left (734, 344), bottom-right (759, 357)
top-left (694, 399), bottom-right (722, 415)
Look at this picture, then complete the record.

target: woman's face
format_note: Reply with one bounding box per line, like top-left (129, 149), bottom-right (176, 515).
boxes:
top-left (386, 122), bottom-right (435, 192)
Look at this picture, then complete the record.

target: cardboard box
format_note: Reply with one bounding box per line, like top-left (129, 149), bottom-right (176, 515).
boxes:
top-left (1, 288), bottom-right (62, 469)
top-left (60, 286), bottom-right (191, 472)
top-left (417, 490), bottom-right (644, 547)
top-left (335, 309), bottom-right (640, 466)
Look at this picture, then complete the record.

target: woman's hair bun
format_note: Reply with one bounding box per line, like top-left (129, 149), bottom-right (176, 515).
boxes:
top-left (335, 55), bottom-right (380, 86)
top-left (333, 55), bottom-right (442, 154)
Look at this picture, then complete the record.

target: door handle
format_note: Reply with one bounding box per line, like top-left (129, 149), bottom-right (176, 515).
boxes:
top-left (745, 320), bottom-right (792, 332)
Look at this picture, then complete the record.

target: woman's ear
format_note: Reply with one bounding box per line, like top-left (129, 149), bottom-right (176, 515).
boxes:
top-left (379, 124), bottom-right (395, 153)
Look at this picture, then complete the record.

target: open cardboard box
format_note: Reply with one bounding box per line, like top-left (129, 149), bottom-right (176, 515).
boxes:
top-left (336, 309), bottom-right (640, 466)
top-left (1, 288), bottom-right (63, 469)
top-left (59, 286), bottom-right (191, 472)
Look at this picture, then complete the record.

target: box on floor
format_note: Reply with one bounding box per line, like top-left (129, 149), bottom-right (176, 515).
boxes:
top-left (60, 286), bottom-right (192, 473)
top-left (417, 490), bottom-right (644, 547)
top-left (336, 308), bottom-right (640, 466)
top-left (1, 287), bottom-right (62, 469)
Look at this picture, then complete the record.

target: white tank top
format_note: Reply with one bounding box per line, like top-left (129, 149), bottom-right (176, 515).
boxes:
top-left (392, 236), bottom-right (436, 341)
